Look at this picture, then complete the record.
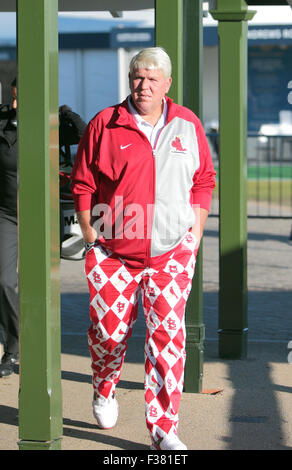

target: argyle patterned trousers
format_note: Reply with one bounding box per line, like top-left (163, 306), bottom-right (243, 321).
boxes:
top-left (85, 232), bottom-right (197, 439)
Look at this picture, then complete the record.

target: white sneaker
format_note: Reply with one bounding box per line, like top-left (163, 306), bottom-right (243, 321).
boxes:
top-left (92, 393), bottom-right (119, 429)
top-left (150, 433), bottom-right (187, 450)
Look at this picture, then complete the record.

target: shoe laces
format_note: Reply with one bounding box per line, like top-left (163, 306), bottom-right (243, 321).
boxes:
top-left (93, 392), bottom-right (115, 405)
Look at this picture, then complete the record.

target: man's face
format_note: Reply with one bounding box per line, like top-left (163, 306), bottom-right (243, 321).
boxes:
top-left (129, 68), bottom-right (172, 121)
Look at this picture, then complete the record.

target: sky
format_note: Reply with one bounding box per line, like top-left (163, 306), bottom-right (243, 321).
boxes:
top-left (1, 5), bottom-right (292, 42)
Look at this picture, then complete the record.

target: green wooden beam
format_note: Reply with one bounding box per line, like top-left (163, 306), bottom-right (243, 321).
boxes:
top-left (156, 0), bottom-right (205, 392)
top-left (17, 0), bottom-right (62, 450)
top-left (155, 0), bottom-right (184, 105)
top-left (183, 0), bottom-right (205, 393)
top-left (210, 0), bottom-right (256, 359)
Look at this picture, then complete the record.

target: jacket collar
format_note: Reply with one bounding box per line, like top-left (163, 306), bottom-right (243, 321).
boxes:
top-left (115, 97), bottom-right (135, 127)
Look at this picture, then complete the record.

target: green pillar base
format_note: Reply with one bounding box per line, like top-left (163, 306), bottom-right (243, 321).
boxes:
top-left (18, 438), bottom-right (62, 450)
top-left (184, 324), bottom-right (205, 393)
top-left (184, 342), bottom-right (204, 393)
top-left (218, 328), bottom-right (248, 359)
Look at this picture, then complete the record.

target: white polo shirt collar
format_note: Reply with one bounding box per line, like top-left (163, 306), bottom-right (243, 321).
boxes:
top-left (128, 96), bottom-right (168, 148)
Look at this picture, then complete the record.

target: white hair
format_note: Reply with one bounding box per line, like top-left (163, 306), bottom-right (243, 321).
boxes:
top-left (129, 47), bottom-right (172, 79)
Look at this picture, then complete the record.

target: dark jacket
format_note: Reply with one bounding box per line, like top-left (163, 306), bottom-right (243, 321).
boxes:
top-left (59, 105), bottom-right (87, 147)
top-left (59, 106), bottom-right (87, 166)
top-left (0, 105), bottom-right (18, 216)
top-left (0, 104), bottom-right (86, 218)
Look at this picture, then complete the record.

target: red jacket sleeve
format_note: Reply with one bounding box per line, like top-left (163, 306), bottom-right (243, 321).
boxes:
top-left (70, 122), bottom-right (99, 212)
top-left (191, 118), bottom-right (216, 212)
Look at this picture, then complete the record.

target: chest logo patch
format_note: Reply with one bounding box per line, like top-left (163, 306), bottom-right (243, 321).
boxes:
top-left (171, 135), bottom-right (187, 154)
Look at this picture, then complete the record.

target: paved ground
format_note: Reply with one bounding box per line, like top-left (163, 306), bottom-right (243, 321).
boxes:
top-left (1, 212), bottom-right (292, 451)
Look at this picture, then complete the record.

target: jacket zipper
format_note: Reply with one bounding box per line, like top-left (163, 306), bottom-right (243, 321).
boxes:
top-left (145, 146), bottom-right (156, 268)
top-left (123, 121), bottom-right (167, 268)
top-left (145, 126), bottom-right (166, 268)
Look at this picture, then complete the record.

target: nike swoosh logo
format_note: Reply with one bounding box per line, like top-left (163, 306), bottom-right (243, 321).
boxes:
top-left (120, 144), bottom-right (132, 150)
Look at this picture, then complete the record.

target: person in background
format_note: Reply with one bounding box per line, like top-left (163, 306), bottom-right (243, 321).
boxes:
top-left (0, 78), bottom-right (19, 377)
top-left (59, 104), bottom-right (87, 168)
top-left (0, 79), bottom-right (86, 377)
top-left (71, 47), bottom-right (216, 450)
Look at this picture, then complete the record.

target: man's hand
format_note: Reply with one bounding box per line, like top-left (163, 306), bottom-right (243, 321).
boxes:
top-left (76, 210), bottom-right (97, 243)
top-left (191, 207), bottom-right (209, 249)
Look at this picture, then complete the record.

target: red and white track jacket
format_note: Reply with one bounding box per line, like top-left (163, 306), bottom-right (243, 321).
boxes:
top-left (71, 96), bottom-right (216, 267)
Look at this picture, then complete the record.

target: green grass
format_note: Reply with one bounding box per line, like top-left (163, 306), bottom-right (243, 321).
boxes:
top-left (248, 180), bottom-right (292, 205)
top-left (214, 165), bottom-right (292, 180)
top-left (212, 165), bottom-right (292, 205)
top-left (213, 180), bottom-right (292, 205)
top-left (247, 165), bottom-right (292, 180)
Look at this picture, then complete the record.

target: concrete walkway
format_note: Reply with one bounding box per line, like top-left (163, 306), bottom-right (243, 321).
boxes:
top-left (1, 214), bottom-right (292, 450)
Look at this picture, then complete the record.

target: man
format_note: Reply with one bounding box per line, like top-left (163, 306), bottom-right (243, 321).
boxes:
top-left (71, 47), bottom-right (216, 450)
top-left (0, 78), bottom-right (19, 377)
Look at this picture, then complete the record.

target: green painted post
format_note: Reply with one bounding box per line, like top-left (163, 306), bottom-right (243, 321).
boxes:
top-left (155, 0), bottom-right (184, 105)
top-left (156, 0), bottom-right (205, 392)
top-left (17, 0), bottom-right (62, 449)
top-left (210, 0), bottom-right (256, 359)
top-left (183, 0), bottom-right (204, 393)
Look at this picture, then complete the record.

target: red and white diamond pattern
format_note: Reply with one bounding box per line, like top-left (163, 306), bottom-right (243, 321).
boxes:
top-left (85, 233), bottom-right (196, 438)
